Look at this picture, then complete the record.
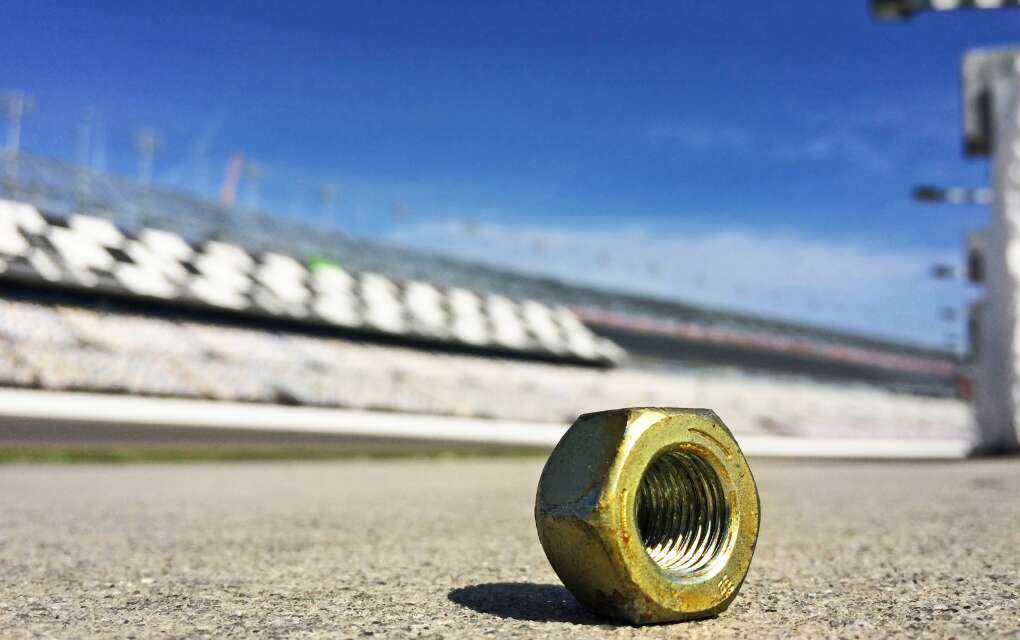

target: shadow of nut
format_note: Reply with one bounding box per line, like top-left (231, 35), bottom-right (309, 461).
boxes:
top-left (534, 407), bottom-right (760, 625)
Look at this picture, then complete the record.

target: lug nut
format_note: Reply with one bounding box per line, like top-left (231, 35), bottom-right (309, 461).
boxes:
top-left (535, 407), bottom-right (760, 624)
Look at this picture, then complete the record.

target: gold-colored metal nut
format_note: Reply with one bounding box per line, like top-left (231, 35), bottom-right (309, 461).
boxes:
top-left (534, 407), bottom-right (760, 625)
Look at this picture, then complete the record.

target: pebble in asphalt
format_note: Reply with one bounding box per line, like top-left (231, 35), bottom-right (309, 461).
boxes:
top-left (1, 458), bottom-right (1018, 638)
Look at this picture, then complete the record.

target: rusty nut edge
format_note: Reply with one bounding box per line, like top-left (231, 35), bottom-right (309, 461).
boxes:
top-left (534, 407), bottom-right (760, 624)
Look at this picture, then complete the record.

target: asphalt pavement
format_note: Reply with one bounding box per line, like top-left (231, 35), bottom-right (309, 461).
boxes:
top-left (1, 457), bottom-right (1018, 638)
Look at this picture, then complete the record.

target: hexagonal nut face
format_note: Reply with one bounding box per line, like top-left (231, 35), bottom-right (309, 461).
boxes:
top-left (534, 407), bottom-right (760, 625)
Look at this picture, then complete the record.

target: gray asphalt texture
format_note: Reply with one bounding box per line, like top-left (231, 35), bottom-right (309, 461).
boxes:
top-left (1, 458), bottom-right (1018, 639)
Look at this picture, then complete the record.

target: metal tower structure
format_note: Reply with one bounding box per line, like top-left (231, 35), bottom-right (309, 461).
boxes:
top-left (873, 1), bottom-right (1020, 452)
top-left (962, 49), bottom-right (1020, 453)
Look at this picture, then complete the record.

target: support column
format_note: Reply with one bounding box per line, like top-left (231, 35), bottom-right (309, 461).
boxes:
top-left (973, 57), bottom-right (1020, 453)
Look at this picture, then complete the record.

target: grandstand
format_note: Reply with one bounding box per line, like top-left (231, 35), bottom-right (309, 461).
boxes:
top-left (0, 152), bottom-right (974, 451)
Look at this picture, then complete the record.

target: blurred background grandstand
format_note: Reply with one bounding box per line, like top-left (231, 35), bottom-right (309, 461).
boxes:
top-left (5, 2), bottom-right (1015, 459)
top-left (0, 148), bottom-right (973, 457)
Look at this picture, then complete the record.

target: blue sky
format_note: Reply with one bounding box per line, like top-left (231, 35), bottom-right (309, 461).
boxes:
top-left (2, 1), bottom-right (1017, 347)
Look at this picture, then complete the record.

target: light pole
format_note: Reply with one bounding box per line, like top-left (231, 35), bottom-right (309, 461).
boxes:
top-left (243, 161), bottom-right (263, 210)
top-left (2, 91), bottom-right (33, 156)
top-left (134, 128), bottom-right (161, 185)
top-left (319, 182), bottom-right (338, 228)
top-left (76, 109), bottom-right (95, 168)
top-left (75, 109), bottom-right (96, 207)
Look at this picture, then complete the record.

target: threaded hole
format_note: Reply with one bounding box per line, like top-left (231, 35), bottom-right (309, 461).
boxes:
top-left (635, 449), bottom-right (731, 576)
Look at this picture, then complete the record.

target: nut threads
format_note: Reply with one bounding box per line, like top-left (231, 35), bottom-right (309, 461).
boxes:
top-left (636, 449), bottom-right (730, 576)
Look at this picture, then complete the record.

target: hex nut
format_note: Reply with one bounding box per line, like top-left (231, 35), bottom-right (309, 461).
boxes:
top-left (534, 407), bottom-right (760, 624)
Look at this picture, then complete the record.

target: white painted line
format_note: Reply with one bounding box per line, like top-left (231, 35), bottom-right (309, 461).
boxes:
top-left (0, 388), bottom-right (973, 459)
top-left (735, 435), bottom-right (971, 459)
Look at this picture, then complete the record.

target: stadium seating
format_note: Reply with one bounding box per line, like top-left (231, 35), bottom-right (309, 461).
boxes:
top-left (1, 154), bottom-right (965, 391)
top-left (0, 157), bottom-right (972, 444)
top-left (572, 308), bottom-right (956, 380)
top-left (0, 198), bottom-right (622, 364)
top-left (0, 299), bottom-right (974, 441)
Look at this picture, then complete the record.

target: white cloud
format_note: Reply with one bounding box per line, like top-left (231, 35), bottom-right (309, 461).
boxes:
top-left (644, 97), bottom-right (959, 173)
top-left (387, 218), bottom-right (967, 347)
